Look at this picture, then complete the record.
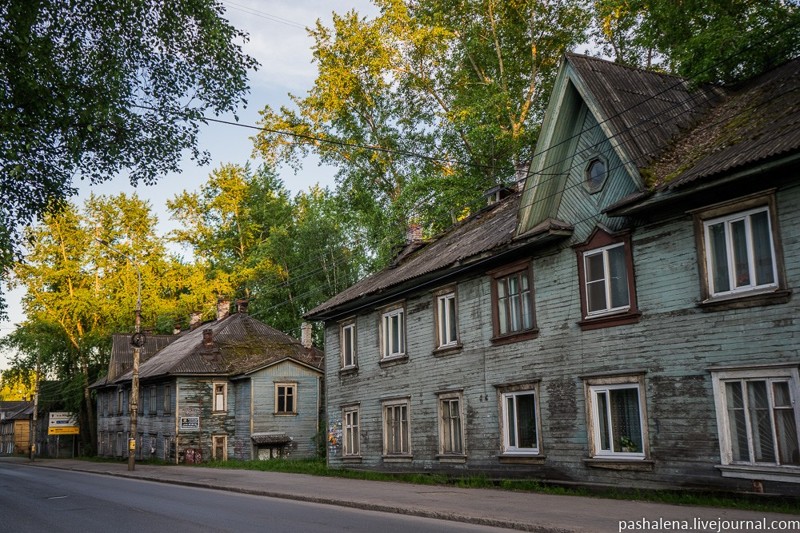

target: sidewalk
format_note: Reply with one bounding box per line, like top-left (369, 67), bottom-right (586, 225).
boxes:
top-left (11, 457), bottom-right (799, 532)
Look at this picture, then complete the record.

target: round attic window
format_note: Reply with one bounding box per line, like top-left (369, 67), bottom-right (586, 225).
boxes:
top-left (585, 158), bottom-right (606, 192)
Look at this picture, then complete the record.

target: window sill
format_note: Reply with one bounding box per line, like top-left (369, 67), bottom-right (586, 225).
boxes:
top-left (379, 355), bottom-right (409, 368)
top-left (583, 457), bottom-right (654, 471)
top-left (491, 329), bottom-right (539, 346)
top-left (273, 413), bottom-right (298, 417)
top-left (498, 454), bottom-right (546, 465)
top-left (382, 454), bottom-right (413, 463)
top-left (698, 288), bottom-right (791, 311)
top-left (433, 344), bottom-right (463, 357)
top-left (339, 366), bottom-right (359, 377)
top-left (578, 311), bottom-right (641, 331)
top-left (342, 456), bottom-right (363, 464)
top-left (436, 454), bottom-right (467, 464)
top-left (715, 464), bottom-right (800, 484)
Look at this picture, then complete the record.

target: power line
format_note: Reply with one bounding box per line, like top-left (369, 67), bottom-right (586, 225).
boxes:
top-left (220, 1), bottom-right (307, 30)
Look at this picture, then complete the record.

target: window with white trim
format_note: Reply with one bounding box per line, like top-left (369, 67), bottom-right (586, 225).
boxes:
top-left (585, 376), bottom-right (647, 459)
top-left (490, 262), bottom-right (536, 339)
top-left (343, 406), bottom-right (360, 457)
top-left (438, 392), bottom-right (465, 455)
top-left (213, 383), bottom-right (227, 412)
top-left (435, 291), bottom-right (459, 348)
top-left (380, 305), bottom-right (406, 359)
top-left (711, 367), bottom-right (800, 469)
top-left (501, 390), bottom-right (540, 454)
top-left (704, 206), bottom-right (777, 297)
top-left (584, 243), bottom-right (630, 316)
top-left (275, 383), bottom-right (297, 414)
top-left (382, 399), bottom-right (410, 456)
top-left (340, 321), bottom-right (356, 369)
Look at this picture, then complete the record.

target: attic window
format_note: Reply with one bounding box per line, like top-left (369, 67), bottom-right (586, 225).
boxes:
top-left (585, 158), bottom-right (607, 193)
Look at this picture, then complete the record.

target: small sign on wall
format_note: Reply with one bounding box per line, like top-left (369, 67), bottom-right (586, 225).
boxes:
top-left (48, 412), bottom-right (80, 435)
top-left (179, 416), bottom-right (200, 431)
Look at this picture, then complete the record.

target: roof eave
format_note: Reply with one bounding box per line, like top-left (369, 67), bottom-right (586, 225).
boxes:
top-left (306, 221), bottom-right (573, 322)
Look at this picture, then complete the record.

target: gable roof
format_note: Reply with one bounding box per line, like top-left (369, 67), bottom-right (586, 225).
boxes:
top-left (647, 56), bottom-right (800, 190)
top-left (565, 54), bottom-right (725, 173)
top-left (606, 56), bottom-right (800, 215)
top-left (306, 192), bottom-right (573, 321)
top-left (110, 311), bottom-right (322, 383)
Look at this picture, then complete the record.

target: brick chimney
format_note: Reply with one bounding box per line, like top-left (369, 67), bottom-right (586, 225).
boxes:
top-left (202, 328), bottom-right (213, 347)
top-left (189, 311), bottom-right (202, 330)
top-left (236, 299), bottom-right (249, 314)
top-left (406, 222), bottom-right (422, 244)
top-left (216, 297), bottom-right (231, 321)
top-left (301, 322), bottom-right (313, 349)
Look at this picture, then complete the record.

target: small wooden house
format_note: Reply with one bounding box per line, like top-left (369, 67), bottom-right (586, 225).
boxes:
top-left (93, 301), bottom-right (323, 462)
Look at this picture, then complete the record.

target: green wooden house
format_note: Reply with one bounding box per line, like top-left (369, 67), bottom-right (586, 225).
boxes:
top-left (306, 54), bottom-right (800, 494)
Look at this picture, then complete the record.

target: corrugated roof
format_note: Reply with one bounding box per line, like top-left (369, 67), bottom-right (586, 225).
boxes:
top-left (565, 53), bottom-right (725, 171)
top-left (111, 312), bottom-right (322, 383)
top-left (107, 333), bottom-right (179, 381)
top-left (648, 57), bottom-right (800, 189)
top-left (306, 194), bottom-right (522, 318)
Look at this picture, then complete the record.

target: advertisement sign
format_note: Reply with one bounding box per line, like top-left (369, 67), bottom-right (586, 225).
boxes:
top-left (48, 411), bottom-right (80, 435)
top-left (180, 416), bottom-right (200, 431)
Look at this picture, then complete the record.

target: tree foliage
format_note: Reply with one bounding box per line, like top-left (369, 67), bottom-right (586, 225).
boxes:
top-left (0, 0), bottom-right (257, 315)
top-left (592, 0), bottom-right (800, 83)
top-left (254, 0), bottom-right (590, 264)
top-left (2, 193), bottom-right (218, 452)
top-left (169, 164), bottom-right (368, 338)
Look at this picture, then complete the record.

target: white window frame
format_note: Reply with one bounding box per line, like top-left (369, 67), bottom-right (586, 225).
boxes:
top-left (711, 366), bottom-right (800, 475)
top-left (501, 390), bottom-right (541, 455)
top-left (582, 242), bottom-right (630, 317)
top-left (435, 291), bottom-right (459, 349)
top-left (275, 382), bottom-right (297, 415)
top-left (585, 375), bottom-right (648, 460)
top-left (438, 392), bottom-right (465, 456)
top-left (213, 382), bottom-right (227, 413)
top-left (703, 206), bottom-right (778, 298)
top-left (380, 305), bottom-right (406, 360)
top-left (343, 406), bottom-right (361, 457)
top-left (340, 321), bottom-right (357, 369)
top-left (382, 398), bottom-right (411, 456)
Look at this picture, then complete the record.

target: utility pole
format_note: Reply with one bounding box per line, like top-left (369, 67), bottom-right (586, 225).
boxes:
top-left (97, 238), bottom-right (143, 471)
top-left (30, 363), bottom-right (39, 461)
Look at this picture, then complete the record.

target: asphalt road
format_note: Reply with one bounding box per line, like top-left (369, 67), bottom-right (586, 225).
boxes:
top-left (0, 462), bottom-right (512, 533)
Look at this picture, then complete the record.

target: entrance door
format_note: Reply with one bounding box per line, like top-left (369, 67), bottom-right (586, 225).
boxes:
top-left (212, 435), bottom-right (227, 461)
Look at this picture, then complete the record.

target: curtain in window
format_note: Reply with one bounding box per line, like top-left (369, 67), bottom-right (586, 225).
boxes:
top-left (772, 382), bottom-right (800, 465)
top-left (751, 211), bottom-right (775, 286)
top-left (708, 222), bottom-right (730, 293)
top-left (610, 388), bottom-right (642, 452)
top-left (725, 381), bottom-right (751, 462)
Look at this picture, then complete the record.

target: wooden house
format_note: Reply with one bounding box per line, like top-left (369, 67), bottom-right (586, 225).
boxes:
top-left (93, 301), bottom-right (323, 462)
top-left (0, 401), bottom-right (33, 455)
top-left (306, 55), bottom-right (800, 494)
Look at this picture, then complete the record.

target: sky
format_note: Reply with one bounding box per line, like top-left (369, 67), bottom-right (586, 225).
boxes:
top-left (0, 0), bottom-right (378, 370)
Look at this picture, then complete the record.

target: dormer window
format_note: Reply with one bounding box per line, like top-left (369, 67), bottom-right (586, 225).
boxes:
top-left (585, 158), bottom-right (607, 193)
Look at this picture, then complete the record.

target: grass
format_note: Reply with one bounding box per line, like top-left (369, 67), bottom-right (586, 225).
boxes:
top-left (184, 457), bottom-right (800, 515)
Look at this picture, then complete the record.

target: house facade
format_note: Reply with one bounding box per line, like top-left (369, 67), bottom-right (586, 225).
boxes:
top-left (93, 301), bottom-right (323, 463)
top-left (306, 55), bottom-right (800, 495)
top-left (0, 401), bottom-right (32, 455)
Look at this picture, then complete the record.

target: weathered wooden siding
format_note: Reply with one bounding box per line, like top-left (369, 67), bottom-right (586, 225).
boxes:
top-left (97, 381), bottom-right (179, 462)
top-left (324, 179), bottom-right (800, 494)
top-left (174, 377), bottom-right (236, 462)
top-left (250, 361), bottom-right (322, 459)
top-left (233, 378), bottom-right (252, 460)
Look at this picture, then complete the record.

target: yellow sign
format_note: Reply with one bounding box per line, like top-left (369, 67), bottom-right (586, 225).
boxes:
top-left (48, 426), bottom-right (80, 435)
top-left (129, 439), bottom-right (136, 451)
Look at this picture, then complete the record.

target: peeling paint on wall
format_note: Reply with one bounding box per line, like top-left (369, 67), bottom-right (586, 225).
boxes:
top-left (327, 417), bottom-right (342, 457)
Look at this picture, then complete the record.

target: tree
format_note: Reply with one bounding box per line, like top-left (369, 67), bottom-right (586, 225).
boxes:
top-left (254, 0), bottom-right (590, 265)
top-left (0, 0), bottom-right (258, 316)
top-left (592, 1), bottom-right (800, 83)
top-left (169, 164), bottom-right (367, 338)
top-left (3, 193), bottom-right (216, 453)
